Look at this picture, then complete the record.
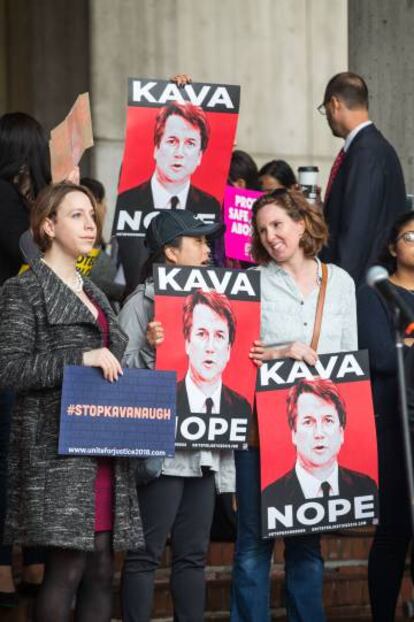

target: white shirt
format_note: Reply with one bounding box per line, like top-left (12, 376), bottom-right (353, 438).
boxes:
top-left (295, 461), bottom-right (340, 499)
top-left (257, 258), bottom-right (357, 354)
top-left (344, 120), bottom-right (373, 152)
top-left (150, 173), bottom-right (190, 209)
top-left (185, 372), bottom-right (222, 414)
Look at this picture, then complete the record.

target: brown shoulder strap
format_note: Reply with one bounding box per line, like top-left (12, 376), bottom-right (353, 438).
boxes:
top-left (310, 262), bottom-right (328, 352)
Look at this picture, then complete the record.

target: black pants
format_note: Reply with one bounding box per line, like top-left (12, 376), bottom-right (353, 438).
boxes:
top-left (122, 472), bottom-right (216, 622)
top-left (368, 418), bottom-right (414, 621)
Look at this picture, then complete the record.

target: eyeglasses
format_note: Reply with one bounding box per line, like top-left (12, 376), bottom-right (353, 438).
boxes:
top-left (396, 230), bottom-right (414, 244)
top-left (317, 102), bottom-right (327, 116)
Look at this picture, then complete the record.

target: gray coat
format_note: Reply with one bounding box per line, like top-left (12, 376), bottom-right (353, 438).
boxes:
top-left (0, 259), bottom-right (144, 551)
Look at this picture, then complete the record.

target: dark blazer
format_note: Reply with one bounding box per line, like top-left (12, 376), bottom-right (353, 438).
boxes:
top-left (320, 124), bottom-right (406, 286)
top-left (176, 378), bottom-right (252, 420)
top-left (0, 180), bottom-right (30, 285)
top-left (0, 259), bottom-right (144, 552)
top-left (262, 466), bottom-right (378, 508)
top-left (115, 180), bottom-right (221, 290)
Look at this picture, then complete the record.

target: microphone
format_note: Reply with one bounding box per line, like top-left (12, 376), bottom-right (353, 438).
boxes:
top-left (366, 266), bottom-right (414, 334)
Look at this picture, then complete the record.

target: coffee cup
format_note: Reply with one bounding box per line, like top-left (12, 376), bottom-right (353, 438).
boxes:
top-left (298, 166), bottom-right (319, 203)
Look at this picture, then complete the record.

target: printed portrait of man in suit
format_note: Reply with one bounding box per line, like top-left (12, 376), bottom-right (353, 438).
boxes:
top-left (262, 378), bottom-right (377, 506)
top-left (118, 101), bottom-right (221, 215)
top-left (115, 102), bottom-right (222, 290)
top-left (177, 289), bottom-right (251, 420)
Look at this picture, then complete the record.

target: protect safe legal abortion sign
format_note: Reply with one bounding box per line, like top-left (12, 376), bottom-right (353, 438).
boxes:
top-left (223, 185), bottom-right (263, 262)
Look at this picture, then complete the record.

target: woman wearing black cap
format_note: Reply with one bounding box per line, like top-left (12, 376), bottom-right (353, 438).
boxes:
top-left (119, 210), bottom-right (234, 622)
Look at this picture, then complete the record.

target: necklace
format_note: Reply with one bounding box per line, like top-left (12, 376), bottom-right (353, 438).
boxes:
top-left (41, 259), bottom-right (84, 293)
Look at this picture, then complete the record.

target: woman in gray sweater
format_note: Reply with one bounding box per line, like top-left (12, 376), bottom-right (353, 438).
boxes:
top-left (0, 182), bottom-right (143, 621)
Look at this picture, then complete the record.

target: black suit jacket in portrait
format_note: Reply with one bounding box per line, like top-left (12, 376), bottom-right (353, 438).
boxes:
top-left (262, 465), bottom-right (378, 509)
top-left (114, 180), bottom-right (221, 291)
top-left (175, 378), bottom-right (252, 446)
top-left (320, 124), bottom-right (406, 286)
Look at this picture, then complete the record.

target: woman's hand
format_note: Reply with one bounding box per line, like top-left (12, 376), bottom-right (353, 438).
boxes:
top-left (249, 340), bottom-right (318, 367)
top-left (279, 341), bottom-right (318, 366)
top-left (83, 347), bottom-right (123, 382)
top-left (249, 340), bottom-right (268, 366)
top-left (146, 321), bottom-right (164, 348)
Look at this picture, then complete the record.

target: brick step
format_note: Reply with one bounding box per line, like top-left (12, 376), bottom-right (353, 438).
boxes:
top-left (5, 535), bottom-right (414, 621)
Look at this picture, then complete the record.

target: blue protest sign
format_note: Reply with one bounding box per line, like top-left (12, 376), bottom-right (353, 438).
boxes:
top-left (59, 366), bottom-right (176, 458)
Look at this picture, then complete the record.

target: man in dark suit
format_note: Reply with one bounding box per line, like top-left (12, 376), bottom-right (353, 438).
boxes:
top-left (175, 289), bottom-right (251, 446)
top-left (318, 72), bottom-right (406, 286)
top-left (114, 102), bottom-right (221, 290)
top-left (262, 378), bottom-right (378, 516)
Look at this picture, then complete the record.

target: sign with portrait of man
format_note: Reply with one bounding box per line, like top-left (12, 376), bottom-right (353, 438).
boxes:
top-left (113, 78), bottom-right (240, 290)
top-left (256, 350), bottom-right (379, 538)
top-left (154, 264), bottom-right (260, 449)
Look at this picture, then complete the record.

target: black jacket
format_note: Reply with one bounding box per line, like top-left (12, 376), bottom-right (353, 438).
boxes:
top-left (320, 124), bottom-right (406, 286)
top-left (0, 180), bottom-right (30, 285)
top-left (262, 465), bottom-right (378, 508)
top-left (175, 378), bottom-right (251, 447)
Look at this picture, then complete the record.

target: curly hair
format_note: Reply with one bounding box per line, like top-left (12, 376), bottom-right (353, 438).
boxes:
top-left (250, 188), bottom-right (328, 264)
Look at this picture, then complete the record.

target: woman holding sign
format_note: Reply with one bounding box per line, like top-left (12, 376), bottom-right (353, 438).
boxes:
top-left (230, 189), bottom-right (357, 622)
top-left (119, 210), bottom-right (235, 622)
top-left (358, 211), bottom-right (414, 622)
top-left (0, 182), bottom-right (143, 622)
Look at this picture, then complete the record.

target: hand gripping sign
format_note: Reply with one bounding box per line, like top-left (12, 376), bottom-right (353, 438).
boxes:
top-left (256, 350), bottom-right (379, 538)
top-left (154, 264), bottom-right (260, 449)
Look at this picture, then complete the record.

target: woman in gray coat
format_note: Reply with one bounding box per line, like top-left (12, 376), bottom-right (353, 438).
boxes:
top-left (0, 182), bottom-right (143, 622)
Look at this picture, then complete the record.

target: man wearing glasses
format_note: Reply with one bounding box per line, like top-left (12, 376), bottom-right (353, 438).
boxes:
top-left (318, 71), bottom-right (406, 286)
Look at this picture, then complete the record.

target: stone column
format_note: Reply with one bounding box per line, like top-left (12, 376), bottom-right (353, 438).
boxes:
top-left (349, 0), bottom-right (414, 191)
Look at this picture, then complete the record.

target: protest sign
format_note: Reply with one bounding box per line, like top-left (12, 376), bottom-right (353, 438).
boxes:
top-left (50, 92), bottom-right (94, 182)
top-left (59, 366), bottom-right (176, 458)
top-left (223, 185), bottom-right (263, 262)
top-left (256, 350), bottom-right (379, 538)
top-left (154, 264), bottom-right (260, 449)
top-left (113, 78), bottom-right (240, 289)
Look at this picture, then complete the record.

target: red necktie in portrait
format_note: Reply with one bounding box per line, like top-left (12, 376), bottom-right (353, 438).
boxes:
top-left (325, 148), bottom-right (345, 202)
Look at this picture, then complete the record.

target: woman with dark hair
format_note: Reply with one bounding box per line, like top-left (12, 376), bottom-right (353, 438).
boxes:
top-left (230, 189), bottom-right (357, 622)
top-left (119, 210), bottom-right (236, 622)
top-left (358, 210), bottom-right (414, 621)
top-left (0, 111), bottom-right (51, 606)
top-left (0, 182), bottom-right (142, 621)
top-left (0, 112), bottom-right (51, 284)
top-left (228, 150), bottom-right (260, 190)
top-left (258, 159), bottom-right (297, 192)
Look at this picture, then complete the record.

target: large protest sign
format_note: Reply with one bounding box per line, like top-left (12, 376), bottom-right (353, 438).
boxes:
top-left (59, 366), bottom-right (176, 458)
top-left (50, 93), bottom-right (94, 182)
top-left (154, 265), bottom-right (260, 449)
top-left (223, 185), bottom-right (263, 262)
top-left (113, 78), bottom-right (240, 289)
top-left (256, 350), bottom-right (379, 538)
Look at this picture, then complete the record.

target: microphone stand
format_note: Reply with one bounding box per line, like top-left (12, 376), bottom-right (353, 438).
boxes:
top-left (392, 307), bottom-right (414, 619)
